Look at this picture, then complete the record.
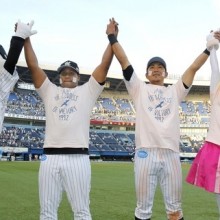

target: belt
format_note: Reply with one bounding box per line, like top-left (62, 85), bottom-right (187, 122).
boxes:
top-left (43, 148), bottom-right (89, 155)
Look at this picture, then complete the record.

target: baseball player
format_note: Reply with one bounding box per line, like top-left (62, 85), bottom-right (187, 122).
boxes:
top-left (186, 31), bottom-right (220, 217)
top-left (23, 20), bottom-right (117, 220)
top-left (106, 18), bottom-right (220, 220)
top-left (0, 20), bottom-right (36, 133)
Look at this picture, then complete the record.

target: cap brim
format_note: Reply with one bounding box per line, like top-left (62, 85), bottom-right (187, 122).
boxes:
top-left (57, 65), bottom-right (79, 75)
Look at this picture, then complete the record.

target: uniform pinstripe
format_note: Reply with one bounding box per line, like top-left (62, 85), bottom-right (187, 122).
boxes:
top-left (24, 24), bottom-right (114, 217)
top-left (0, 20), bottom-right (35, 133)
top-left (135, 148), bottom-right (182, 219)
top-left (39, 154), bottom-right (91, 220)
top-left (36, 75), bottom-right (103, 220)
top-left (0, 62), bottom-right (19, 132)
top-left (106, 19), bottom-right (212, 219)
top-left (124, 72), bottom-right (188, 220)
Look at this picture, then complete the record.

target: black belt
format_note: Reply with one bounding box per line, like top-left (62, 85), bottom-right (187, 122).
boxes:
top-left (43, 148), bottom-right (89, 155)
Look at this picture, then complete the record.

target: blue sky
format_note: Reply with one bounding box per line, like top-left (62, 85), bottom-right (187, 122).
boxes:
top-left (1, 0), bottom-right (220, 81)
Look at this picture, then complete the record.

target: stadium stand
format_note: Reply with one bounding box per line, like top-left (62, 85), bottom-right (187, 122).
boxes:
top-left (0, 64), bottom-right (212, 161)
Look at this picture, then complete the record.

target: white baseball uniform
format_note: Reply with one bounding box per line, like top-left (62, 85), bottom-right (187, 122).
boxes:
top-left (0, 58), bottom-right (19, 132)
top-left (36, 76), bottom-right (103, 220)
top-left (124, 72), bottom-right (190, 219)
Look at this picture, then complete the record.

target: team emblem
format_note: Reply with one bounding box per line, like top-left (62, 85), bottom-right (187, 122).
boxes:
top-left (137, 150), bottom-right (148, 158)
top-left (41, 154), bottom-right (47, 161)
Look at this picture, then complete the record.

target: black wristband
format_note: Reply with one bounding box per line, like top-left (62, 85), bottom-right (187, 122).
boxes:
top-left (108, 34), bottom-right (118, 46)
top-left (203, 49), bottom-right (210, 56)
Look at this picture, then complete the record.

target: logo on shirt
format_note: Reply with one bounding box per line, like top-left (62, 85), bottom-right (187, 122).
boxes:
top-left (61, 99), bottom-right (70, 107)
top-left (147, 88), bottom-right (171, 122)
top-left (52, 89), bottom-right (78, 121)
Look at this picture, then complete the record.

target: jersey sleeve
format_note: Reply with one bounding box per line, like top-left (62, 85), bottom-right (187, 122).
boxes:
top-left (174, 78), bottom-right (191, 103)
top-left (35, 77), bottom-right (52, 102)
top-left (124, 71), bottom-right (142, 99)
top-left (0, 64), bottom-right (19, 133)
top-left (0, 63), bottom-right (19, 101)
top-left (87, 75), bottom-right (104, 101)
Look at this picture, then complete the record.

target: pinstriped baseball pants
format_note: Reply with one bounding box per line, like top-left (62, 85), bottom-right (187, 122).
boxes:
top-left (134, 148), bottom-right (183, 220)
top-left (39, 154), bottom-right (92, 220)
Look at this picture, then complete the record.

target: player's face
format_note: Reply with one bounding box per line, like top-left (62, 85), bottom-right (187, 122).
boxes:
top-left (60, 67), bottom-right (79, 88)
top-left (146, 62), bottom-right (166, 85)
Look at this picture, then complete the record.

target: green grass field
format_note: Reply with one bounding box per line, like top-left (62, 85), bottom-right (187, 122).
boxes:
top-left (0, 161), bottom-right (218, 220)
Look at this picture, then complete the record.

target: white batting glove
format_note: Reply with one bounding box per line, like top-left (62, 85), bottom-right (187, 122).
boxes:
top-left (206, 31), bottom-right (219, 51)
top-left (14, 20), bottom-right (37, 39)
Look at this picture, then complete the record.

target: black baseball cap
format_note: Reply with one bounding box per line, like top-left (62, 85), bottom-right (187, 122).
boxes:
top-left (147, 57), bottom-right (167, 71)
top-left (57, 60), bottom-right (80, 75)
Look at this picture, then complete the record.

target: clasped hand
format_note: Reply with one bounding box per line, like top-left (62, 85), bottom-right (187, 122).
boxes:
top-left (14, 20), bottom-right (37, 39)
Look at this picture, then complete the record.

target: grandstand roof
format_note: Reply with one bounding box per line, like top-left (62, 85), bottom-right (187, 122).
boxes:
top-left (16, 63), bottom-right (210, 94)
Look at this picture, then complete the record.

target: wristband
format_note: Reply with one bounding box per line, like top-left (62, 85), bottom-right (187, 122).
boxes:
top-left (203, 49), bottom-right (210, 56)
top-left (108, 34), bottom-right (118, 45)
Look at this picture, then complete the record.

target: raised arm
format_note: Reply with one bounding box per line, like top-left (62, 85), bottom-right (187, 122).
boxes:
top-left (91, 19), bottom-right (121, 83)
top-left (181, 51), bottom-right (209, 87)
top-left (24, 37), bottom-right (47, 89)
top-left (182, 31), bottom-right (220, 87)
top-left (91, 43), bottom-right (114, 84)
top-left (210, 49), bottom-right (220, 94)
top-left (209, 30), bottom-right (220, 94)
top-left (2, 19), bottom-right (37, 75)
top-left (3, 37), bottom-right (24, 75)
top-left (106, 18), bottom-right (131, 71)
top-left (13, 20), bottom-right (46, 89)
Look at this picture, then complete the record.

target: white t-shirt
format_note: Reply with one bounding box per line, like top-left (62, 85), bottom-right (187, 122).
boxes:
top-left (124, 72), bottom-right (190, 152)
top-left (0, 58), bottom-right (19, 132)
top-left (36, 76), bottom-right (103, 149)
